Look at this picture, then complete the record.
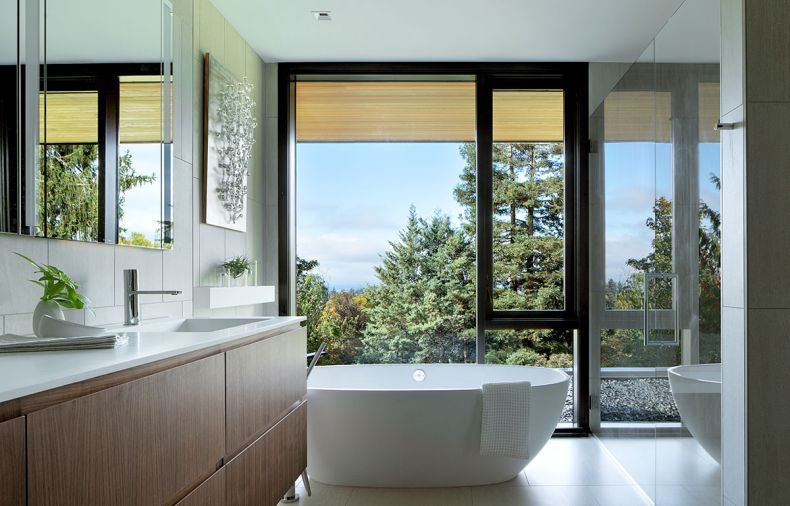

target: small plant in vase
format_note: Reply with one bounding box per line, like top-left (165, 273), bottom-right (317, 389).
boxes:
top-left (15, 252), bottom-right (91, 337)
top-left (221, 255), bottom-right (252, 286)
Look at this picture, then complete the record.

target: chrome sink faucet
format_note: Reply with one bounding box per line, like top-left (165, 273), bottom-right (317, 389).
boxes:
top-left (123, 269), bottom-right (182, 325)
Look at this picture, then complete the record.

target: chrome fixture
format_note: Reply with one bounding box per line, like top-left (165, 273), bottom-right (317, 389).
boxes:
top-left (283, 341), bottom-right (325, 503)
top-left (123, 269), bottom-right (182, 326)
top-left (643, 272), bottom-right (679, 346)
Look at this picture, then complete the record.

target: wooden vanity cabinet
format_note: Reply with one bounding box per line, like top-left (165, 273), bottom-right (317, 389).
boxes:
top-left (0, 416), bottom-right (26, 506)
top-left (225, 327), bottom-right (307, 456)
top-left (226, 401), bottom-right (307, 506)
top-left (26, 355), bottom-right (225, 506)
top-left (6, 323), bottom-right (306, 506)
top-left (176, 468), bottom-right (226, 506)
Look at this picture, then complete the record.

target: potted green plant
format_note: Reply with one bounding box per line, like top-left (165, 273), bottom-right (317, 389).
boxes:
top-left (15, 253), bottom-right (91, 337)
top-left (221, 255), bottom-right (252, 286)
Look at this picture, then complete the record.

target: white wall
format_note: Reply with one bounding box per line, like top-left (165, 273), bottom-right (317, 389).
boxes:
top-left (0, 0), bottom-right (279, 334)
top-left (188, 0), bottom-right (279, 318)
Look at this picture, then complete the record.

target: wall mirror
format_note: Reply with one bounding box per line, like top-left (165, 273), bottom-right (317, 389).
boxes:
top-left (0, 0), bottom-right (174, 249)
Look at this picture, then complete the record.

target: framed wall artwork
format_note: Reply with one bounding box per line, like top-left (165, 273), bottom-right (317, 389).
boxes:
top-left (202, 53), bottom-right (257, 232)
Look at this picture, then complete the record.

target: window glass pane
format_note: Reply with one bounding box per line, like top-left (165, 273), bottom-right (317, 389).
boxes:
top-left (486, 328), bottom-right (574, 423)
top-left (296, 79), bottom-right (476, 365)
top-left (491, 90), bottom-right (565, 311)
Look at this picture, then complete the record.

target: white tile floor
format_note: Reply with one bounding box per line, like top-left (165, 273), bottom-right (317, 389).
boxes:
top-left (285, 438), bottom-right (654, 506)
top-left (596, 436), bottom-right (721, 506)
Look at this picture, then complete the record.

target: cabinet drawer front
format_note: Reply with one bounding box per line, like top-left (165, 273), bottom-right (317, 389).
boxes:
top-left (0, 416), bottom-right (26, 506)
top-left (226, 401), bottom-right (307, 506)
top-left (176, 468), bottom-right (225, 506)
top-left (226, 327), bottom-right (306, 454)
top-left (27, 354), bottom-right (225, 506)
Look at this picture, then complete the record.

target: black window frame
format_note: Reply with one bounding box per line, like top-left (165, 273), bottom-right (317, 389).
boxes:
top-left (278, 62), bottom-right (589, 432)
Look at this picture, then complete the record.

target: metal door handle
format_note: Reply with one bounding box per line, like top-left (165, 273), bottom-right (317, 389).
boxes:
top-left (643, 272), bottom-right (679, 346)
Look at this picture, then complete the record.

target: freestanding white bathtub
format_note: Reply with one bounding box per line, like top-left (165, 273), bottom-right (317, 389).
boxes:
top-left (667, 363), bottom-right (721, 463)
top-left (307, 364), bottom-right (570, 487)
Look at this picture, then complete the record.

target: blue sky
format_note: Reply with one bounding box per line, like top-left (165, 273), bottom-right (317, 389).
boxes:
top-left (297, 141), bottom-right (720, 291)
top-left (297, 143), bottom-right (466, 290)
top-left (118, 143), bottom-right (162, 242)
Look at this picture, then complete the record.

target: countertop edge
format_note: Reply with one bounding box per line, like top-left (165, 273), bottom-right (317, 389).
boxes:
top-left (0, 316), bottom-right (305, 412)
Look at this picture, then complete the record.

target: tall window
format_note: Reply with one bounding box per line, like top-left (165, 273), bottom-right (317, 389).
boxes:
top-left (490, 90), bottom-right (565, 312)
top-left (295, 79), bottom-right (477, 365)
top-left (285, 65), bottom-right (588, 429)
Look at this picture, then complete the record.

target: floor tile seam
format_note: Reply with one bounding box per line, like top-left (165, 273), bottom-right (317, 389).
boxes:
top-left (590, 434), bottom-right (656, 506)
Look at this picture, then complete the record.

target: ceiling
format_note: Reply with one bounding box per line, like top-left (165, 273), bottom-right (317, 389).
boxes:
top-left (211, 0), bottom-right (702, 63)
top-left (0, 0), bottom-right (719, 66)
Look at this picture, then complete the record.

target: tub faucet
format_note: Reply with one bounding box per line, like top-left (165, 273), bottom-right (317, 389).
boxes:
top-left (123, 269), bottom-right (182, 325)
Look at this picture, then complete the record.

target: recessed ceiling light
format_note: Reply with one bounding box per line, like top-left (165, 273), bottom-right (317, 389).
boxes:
top-left (312, 11), bottom-right (332, 21)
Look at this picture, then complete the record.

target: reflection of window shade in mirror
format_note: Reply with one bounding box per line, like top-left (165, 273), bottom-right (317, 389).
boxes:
top-left (119, 76), bottom-right (173, 143)
top-left (603, 91), bottom-right (671, 143)
top-left (39, 91), bottom-right (98, 144)
top-left (697, 82), bottom-right (720, 142)
top-left (37, 80), bottom-right (173, 145)
top-left (603, 88), bottom-right (720, 143)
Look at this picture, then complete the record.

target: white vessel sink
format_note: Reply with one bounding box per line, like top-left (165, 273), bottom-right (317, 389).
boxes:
top-left (119, 317), bottom-right (275, 334)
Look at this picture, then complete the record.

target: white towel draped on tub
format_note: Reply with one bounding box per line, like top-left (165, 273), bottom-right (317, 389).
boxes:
top-left (480, 381), bottom-right (531, 459)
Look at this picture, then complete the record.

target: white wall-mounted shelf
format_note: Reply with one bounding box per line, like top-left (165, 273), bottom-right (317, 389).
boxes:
top-left (193, 286), bottom-right (275, 309)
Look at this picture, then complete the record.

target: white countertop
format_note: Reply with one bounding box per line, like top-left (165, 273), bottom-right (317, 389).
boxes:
top-left (0, 316), bottom-right (304, 404)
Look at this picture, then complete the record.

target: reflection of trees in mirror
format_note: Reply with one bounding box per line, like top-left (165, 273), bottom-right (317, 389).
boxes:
top-left (38, 144), bottom-right (100, 241)
top-left (603, 174), bottom-right (721, 366)
top-left (38, 144), bottom-right (156, 244)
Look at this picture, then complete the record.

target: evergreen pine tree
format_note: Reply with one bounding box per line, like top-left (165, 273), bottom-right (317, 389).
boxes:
top-left (361, 207), bottom-right (475, 363)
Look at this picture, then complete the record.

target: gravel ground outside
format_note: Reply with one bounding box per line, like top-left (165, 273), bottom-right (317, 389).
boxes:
top-left (559, 377), bottom-right (680, 423)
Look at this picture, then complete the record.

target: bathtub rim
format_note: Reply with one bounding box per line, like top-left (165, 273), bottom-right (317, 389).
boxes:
top-left (667, 363), bottom-right (721, 385)
top-left (307, 363), bottom-right (570, 392)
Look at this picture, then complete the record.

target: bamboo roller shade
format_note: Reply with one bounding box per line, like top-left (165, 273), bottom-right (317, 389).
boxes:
top-left (604, 84), bottom-right (720, 143)
top-left (296, 82), bottom-right (565, 143)
top-left (297, 81), bottom-right (720, 144)
top-left (39, 82), bottom-right (169, 144)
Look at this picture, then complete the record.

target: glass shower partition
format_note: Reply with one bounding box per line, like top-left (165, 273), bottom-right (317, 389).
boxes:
top-left (589, 0), bottom-right (722, 503)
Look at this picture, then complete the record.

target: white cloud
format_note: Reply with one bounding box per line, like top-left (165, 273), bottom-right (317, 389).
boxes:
top-left (297, 229), bottom-right (397, 288)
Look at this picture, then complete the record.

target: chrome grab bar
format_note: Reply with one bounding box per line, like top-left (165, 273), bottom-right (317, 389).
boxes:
top-left (643, 272), bottom-right (679, 346)
top-left (307, 341), bottom-right (327, 378)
